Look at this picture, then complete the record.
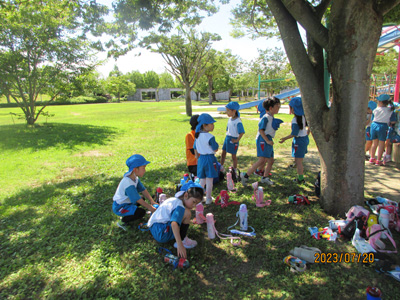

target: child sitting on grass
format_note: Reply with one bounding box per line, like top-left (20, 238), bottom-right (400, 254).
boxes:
top-left (148, 181), bottom-right (204, 259)
top-left (112, 154), bottom-right (158, 231)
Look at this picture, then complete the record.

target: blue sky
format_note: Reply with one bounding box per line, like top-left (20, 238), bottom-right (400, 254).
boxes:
top-left (95, 0), bottom-right (283, 78)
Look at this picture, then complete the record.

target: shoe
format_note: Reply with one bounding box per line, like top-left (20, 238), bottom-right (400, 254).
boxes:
top-left (253, 169), bottom-right (264, 177)
top-left (174, 236), bottom-right (198, 249)
top-left (240, 172), bottom-right (249, 186)
top-left (117, 220), bottom-right (128, 231)
top-left (375, 160), bottom-right (383, 166)
top-left (293, 178), bottom-right (306, 184)
top-left (205, 197), bottom-right (214, 205)
top-left (365, 155), bottom-right (371, 161)
top-left (383, 155), bottom-right (391, 165)
top-left (369, 158), bottom-right (376, 164)
top-left (260, 177), bottom-right (274, 185)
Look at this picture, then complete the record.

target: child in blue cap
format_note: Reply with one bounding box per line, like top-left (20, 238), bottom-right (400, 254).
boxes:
top-left (112, 154), bottom-right (158, 230)
top-left (383, 102), bottom-right (399, 164)
top-left (220, 102), bottom-right (245, 177)
top-left (194, 113), bottom-right (219, 204)
top-left (365, 100), bottom-right (377, 160)
top-left (370, 94), bottom-right (395, 166)
top-left (279, 97), bottom-right (309, 183)
top-left (148, 181), bottom-right (204, 259)
top-left (240, 96), bottom-right (281, 186)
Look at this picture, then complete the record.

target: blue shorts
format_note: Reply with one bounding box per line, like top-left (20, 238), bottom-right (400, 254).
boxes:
top-left (292, 136), bottom-right (309, 158)
top-left (112, 201), bottom-right (138, 217)
top-left (370, 122), bottom-right (388, 141)
top-left (222, 136), bottom-right (239, 154)
top-left (365, 127), bottom-right (372, 141)
top-left (197, 154), bottom-right (218, 179)
top-left (150, 222), bottom-right (174, 243)
top-left (256, 136), bottom-right (274, 158)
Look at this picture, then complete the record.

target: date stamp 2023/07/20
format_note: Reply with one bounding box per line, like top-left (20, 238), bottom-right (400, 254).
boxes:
top-left (314, 252), bottom-right (375, 264)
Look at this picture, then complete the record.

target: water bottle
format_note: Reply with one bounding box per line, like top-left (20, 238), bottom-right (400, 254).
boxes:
top-left (379, 209), bottom-right (390, 239)
top-left (366, 286), bottom-right (382, 300)
top-left (159, 194), bottom-right (167, 205)
top-left (155, 187), bottom-right (163, 203)
top-left (195, 203), bottom-right (205, 224)
top-left (206, 213), bottom-right (216, 239)
top-left (195, 177), bottom-right (200, 184)
top-left (183, 173), bottom-right (189, 182)
top-left (239, 204), bottom-right (248, 231)
top-left (256, 187), bottom-right (263, 205)
top-left (164, 253), bottom-right (189, 269)
top-left (227, 172), bottom-right (235, 191)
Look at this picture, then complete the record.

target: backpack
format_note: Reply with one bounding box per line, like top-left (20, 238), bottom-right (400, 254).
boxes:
top-left (341, 206), bottom-right (370, 239)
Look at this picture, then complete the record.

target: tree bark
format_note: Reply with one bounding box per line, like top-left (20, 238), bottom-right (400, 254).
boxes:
top-left (185, 84), bottom-right (192, 116)
top-left (208, 75), bottom-right (213, 104)
top-left (268, 0), bottom-right (385, 216)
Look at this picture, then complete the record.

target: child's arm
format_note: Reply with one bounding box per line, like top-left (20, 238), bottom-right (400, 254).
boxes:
top-left (171, 221), bottom-right (186, 258)
top-left (141, 189), bottom-right (157, 206)
top-left (279, 134), bottom-right (294, 143)
top-left (194, 149), bottom-right (199, 159)
top-left (136, 197), bottom-right (156, 213)
top-left (231, 132), bottom-right (244, 143)
top-left (259, 129), bottom-right (273, 145)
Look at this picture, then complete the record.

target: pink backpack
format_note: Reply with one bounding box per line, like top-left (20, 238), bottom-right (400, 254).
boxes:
top-left (366, 224), bottom-right (397, 253)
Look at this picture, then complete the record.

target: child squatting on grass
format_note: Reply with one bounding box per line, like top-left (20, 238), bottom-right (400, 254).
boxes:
top-left (279, 97), bottom-right (310, 184)
top-left (220, 101), bottom-right (245, 178)
top-left (147, 181), bottom-right (204, 259)
top-left (194, 113), bottom-right (219, 204)
top-left (240, 96), bottom-right (282, 186)
top-left (112, 154), bottom-right (158, 231)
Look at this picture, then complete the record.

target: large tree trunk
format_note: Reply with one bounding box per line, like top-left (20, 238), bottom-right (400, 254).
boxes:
top-left (185, 85), bottom-right (192, 116)
top-left (268, 0), bottom-right (384, 216)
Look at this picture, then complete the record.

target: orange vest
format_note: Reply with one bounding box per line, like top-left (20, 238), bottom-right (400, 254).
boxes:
top-left (185, 130), bottom-right (197, 166)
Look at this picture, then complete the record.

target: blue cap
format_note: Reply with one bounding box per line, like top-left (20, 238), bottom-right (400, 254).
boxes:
top-left (377, 94), bottom-right (390, 101)
top-left (289, 97), bottom-right (304, 116)
top-left (175, 180), bottom-right (204, 198)
top-left (258, 101), bottom-right (266, 118)
top-left (226, 101), bottom-right (240, 117)
top-left (368, 101), bottom-right (377, 110)
top-left (272, 118), bottom-right (284, 130)
top-left (195, 113), bottom-right (216, 133)
top-left (124, 154), bottom-right (150, 177)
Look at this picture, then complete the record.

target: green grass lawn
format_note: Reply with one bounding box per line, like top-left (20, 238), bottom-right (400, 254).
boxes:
top-left (0, 101), bottom-right (398, 299)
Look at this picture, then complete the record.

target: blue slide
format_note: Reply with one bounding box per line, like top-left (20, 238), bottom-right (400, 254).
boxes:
top-left (217, 88), bottom-right (300, 112)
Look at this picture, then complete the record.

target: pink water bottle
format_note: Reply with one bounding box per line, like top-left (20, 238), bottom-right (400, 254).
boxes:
top-left (195, 203), bottom-right (205, 224)
top-left (206, 213), bottom-right (216, 239)
top-left (239, 204), bottom-right (248, 231)
top-left (227, 172), bottom-right (235, 191)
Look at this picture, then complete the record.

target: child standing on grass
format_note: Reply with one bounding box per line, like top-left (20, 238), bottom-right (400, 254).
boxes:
top-left (383, 105), bottom-right (399, 164)
top-left (365, 100), bottom-right (377, 160)
top-left (148, 181), bottom-right (204, 258)
top-left (112, 154), bottom-right (158, 231)
top-left (240, 96), bottom-right (281, 186)
top-left (370, 94), bottom-right (395, 166)
top-left (279, 97), bottom-right (309, 183)
top-left (185, 115), bottom-right (199, 177)
top-left (194, 113), bottom-right (219, 204)
top-left (220, 102), bottom-right (245, 177)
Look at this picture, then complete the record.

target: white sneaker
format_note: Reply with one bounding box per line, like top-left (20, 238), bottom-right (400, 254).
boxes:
top-left (260, 177), bottom-right (274, 185)
top-left (174, 236), bottom-right (198, 249)
top-left (240, 172), bottom-right (248, 186)
top-left (205, 197), bottom-right (214, 205)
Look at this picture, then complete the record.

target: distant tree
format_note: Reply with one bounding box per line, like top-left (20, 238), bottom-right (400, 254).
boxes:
top-left (105, 75), bottom-right (136, 102)
top-left (158, 72), bottom-right (176, 88)
top-left (372, 48), bottom-right (398, 76)
top-left (152, 29), bottom-right (220, 116)
top-left (143, 71), bottom-right (160, 88)
top-left (127, 71), bottom-right (146, 89)
top-left (0, 0), bottom-right (108, 125)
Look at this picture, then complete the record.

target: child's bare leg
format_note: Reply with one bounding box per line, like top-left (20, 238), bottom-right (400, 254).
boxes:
top-left (371, 139), bottom-right (378, 159)
top-left (295, 157), bottom-right (304, 175)
top-left (386, 140), bottom-right (392, 156)
top-left (247, 157), bottom-right (267, 176)
top-left (182, 208), bottom-right (192, 224)
top-left (365, 140), bottom-right (372, 154)
top-left (220, 150), bottom-right (227, 166)
top-left (377, 140), bottom-right (385, 161)
top-left (264, 157), bottom-right (274, 177)
top-left (232, 154), bottom-right (238, 169)
top-left (199, 178), bottom-right (206, 189)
